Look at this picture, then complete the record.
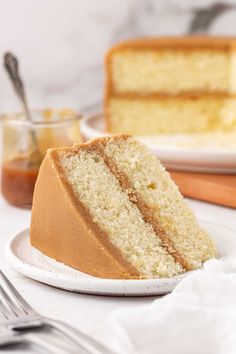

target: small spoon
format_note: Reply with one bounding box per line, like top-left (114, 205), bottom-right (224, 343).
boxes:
top-left (4, 52), bottom-right (42, 166)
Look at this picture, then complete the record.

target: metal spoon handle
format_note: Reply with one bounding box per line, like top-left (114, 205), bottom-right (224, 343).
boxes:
top-left (4, 51), bottom-right (42, 165)
top-left (4, 52), bottom-right (32, 122)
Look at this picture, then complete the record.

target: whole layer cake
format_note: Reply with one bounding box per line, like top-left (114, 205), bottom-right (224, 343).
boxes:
top-left (30, 135), bottom-right (216, 279)
top-left (105, 37), bottom-right (236, 135)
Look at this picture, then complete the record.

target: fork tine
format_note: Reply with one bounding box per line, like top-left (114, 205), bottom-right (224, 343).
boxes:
top-left (0, 271), bottom-right (35, 315)
top-left (0, 283), bottom-right (26, 316)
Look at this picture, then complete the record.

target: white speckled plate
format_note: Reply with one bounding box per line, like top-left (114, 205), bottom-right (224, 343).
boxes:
top-left (5, 221), bottom-right (236, 296)
top-left (80, 114), bottom-right (236, 174)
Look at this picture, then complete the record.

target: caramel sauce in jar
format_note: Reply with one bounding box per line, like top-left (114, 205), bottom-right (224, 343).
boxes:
top-left (1, 109), bottom-right (81, 208)
top-left (1, 157), bottom-right (39, 208)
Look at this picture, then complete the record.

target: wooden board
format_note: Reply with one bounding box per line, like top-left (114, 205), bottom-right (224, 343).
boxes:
top-left (169, 171), bottom-right (236, 209)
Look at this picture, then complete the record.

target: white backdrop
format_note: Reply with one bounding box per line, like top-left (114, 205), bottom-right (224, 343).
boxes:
top-left (0, 0), bottom-right (236, 113)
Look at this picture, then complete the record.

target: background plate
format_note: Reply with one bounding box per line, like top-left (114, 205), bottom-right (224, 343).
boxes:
top-left (80, 114), bottom-right (236, 174)
top-left (5, 221), bottom-right (236, 296)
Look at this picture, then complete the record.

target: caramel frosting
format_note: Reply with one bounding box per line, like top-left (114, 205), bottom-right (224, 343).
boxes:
top-left (106, 36), bottom-right (236, 52)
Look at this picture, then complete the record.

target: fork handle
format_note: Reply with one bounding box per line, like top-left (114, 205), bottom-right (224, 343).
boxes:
top-left (4, 332), bottom-right (66, 354)
top-left (23, 332), bottom-right (70, 354)
top-left (24, 331), bottom-right (83, 354)
top-left (45, 319), bottom-right (112, 354)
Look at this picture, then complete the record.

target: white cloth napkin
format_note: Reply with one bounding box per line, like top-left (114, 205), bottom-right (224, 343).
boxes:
top-left (101, 259), bottom-right (236, 354)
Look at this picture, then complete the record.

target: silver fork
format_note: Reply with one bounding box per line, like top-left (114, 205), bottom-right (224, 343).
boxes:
top-left (0, 270), bottom-right (112, 354)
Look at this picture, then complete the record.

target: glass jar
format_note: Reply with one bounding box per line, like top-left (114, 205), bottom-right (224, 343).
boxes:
top-left (1, 109), bottom-right (81, 208)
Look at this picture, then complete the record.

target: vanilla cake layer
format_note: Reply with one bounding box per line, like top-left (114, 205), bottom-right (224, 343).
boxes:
top-left (106, 97), bottom-right (236, 135)
top-left (31, 135), bottom-right (216, 279)
top-left (106, 37), bottom-right (236, 95)
top-left (109, 50), bottom-right (236, 95)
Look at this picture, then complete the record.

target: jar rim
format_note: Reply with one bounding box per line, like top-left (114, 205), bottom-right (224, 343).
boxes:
top-left (1, 109), bottom-right (82, 128)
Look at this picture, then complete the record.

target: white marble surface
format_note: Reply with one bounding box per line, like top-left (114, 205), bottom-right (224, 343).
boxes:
top-left (0, 195), bottom-right (235, 353)
top-left (1, 0), bottom-right (236, 114)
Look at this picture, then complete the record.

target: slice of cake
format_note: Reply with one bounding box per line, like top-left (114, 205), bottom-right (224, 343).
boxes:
top-left (30, 135), bottom-right (216, 279)
top-left (105, 37), bottom-right (236, 135)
